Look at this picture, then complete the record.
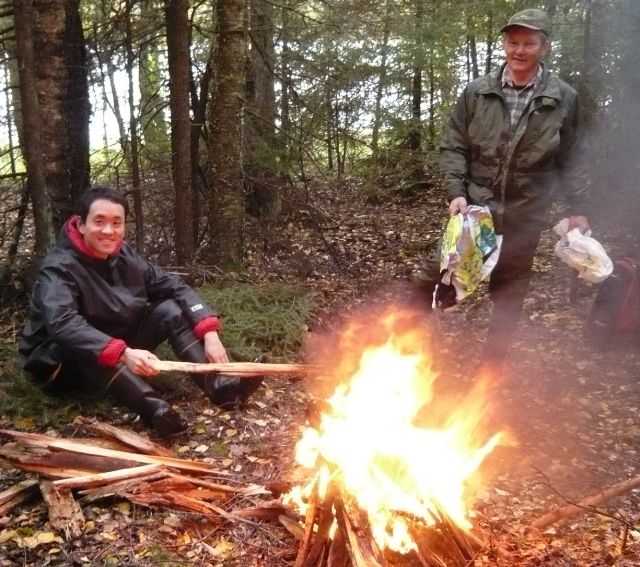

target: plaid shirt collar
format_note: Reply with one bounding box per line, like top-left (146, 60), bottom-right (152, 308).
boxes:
top-left (501, 64), bottom-right (542, 89)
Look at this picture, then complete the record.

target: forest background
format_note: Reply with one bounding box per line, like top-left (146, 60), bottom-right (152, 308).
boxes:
top-left (0, 0), bottom-right (637, 289)
top-left (0, 1), bottom-right (639, 564)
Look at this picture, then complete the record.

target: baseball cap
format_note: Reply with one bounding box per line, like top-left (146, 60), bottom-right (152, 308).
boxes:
top-left (501, 8), bottom-right (550, 36)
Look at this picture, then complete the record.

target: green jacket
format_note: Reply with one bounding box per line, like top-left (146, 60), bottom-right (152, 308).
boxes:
top-left (440, 64), bottom-right (591, 232)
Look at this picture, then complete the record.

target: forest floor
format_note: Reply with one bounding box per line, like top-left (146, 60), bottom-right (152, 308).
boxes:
top-left (2, 180), bottom-right (640, 566)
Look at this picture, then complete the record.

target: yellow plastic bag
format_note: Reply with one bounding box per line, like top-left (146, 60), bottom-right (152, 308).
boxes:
top-left (440, 206), bottom-right (501, 301)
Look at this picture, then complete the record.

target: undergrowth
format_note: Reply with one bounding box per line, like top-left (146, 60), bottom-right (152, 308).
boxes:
top-left (0, 281), bottom-right (314, 428)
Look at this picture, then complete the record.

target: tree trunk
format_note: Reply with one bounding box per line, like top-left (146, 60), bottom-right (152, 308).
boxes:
top-left (13, 0), bottom-right (55, 260)
top-left (408, 0), bottom-right (424, 180)
top-left (278, 1), bottom-right (291, 161)
top-left (205, 0), bottom-right (248, 268)
top-left (140, 0), bottom-right (169, 159)
top-left (33, 0), bottom-right (90, 231)
top-left (165, 0), bottom-right (194, 264)
top-left (371, 9), bottom-right (391, 172)
top-left (485, 9), bottom-right (493, 74)
top-left (124, 0), bottom-right (144, 252)
top-left (466, 1), bottom-right (479, 80)
top-left (245, 0), bottom-right (280, 220)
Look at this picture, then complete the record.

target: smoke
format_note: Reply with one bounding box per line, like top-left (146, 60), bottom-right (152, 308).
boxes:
top-left (584, 0), bottom-right (640, 238)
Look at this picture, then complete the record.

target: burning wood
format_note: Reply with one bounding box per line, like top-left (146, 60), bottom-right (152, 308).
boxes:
top-left (283, 310), bottom-right (501, 566)
top-left (0, 419), bottom-right (272, 538)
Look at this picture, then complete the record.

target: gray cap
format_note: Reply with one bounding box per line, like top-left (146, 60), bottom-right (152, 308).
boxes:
top-left (501, 8), bottom-right (550, 36)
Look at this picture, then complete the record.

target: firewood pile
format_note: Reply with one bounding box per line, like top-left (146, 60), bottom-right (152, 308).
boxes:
top-left (0, 417), bottom-right (280, 540)
top-left (288, 468), bottom-right (485, 567)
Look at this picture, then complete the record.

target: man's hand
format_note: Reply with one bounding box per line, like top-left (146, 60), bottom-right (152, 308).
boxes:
top-left (120, 348), bottom-right (160, 376)
top-left (448, 197), bottom-right (468, 217)
top-left (567, 215), bottom-right (590, 234)
top-left (203, 331), bottom-right (230, 364)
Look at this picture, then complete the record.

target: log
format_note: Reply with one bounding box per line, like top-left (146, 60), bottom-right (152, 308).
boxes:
top-left (40, 480), bottom-right (84, 539)
top-left (531, 474), bottom-right (640, 530)
top-left (149, 360), bottom-right (309, 377)
top-left (72, 416), bottom-right (174, 457)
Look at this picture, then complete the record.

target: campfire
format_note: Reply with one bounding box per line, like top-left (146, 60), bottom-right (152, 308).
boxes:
top-left (285, 309), bottom-right (504, 566)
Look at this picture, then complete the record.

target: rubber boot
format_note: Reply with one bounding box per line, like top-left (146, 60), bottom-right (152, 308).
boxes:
top-left (106, 366), bottom-right (187, 437)
top-left (170, 331), bottom-right (264, 409)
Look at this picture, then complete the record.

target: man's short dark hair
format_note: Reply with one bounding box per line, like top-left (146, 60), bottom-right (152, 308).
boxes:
top-left (77, 186), bottom-right (129, 222)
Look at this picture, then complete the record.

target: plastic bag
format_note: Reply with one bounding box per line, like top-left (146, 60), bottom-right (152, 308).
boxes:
top-left (439, 205), bottom-right (502, 301)
top-left (553, 218), bottom-right (613, 283)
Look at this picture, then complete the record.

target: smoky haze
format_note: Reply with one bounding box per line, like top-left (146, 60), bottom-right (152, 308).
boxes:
top-left (584, 0), bottom-right (640, 245)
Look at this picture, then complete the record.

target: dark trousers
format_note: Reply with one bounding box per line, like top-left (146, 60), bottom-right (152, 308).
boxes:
top-left (484, 223), bottom-right (541, 361)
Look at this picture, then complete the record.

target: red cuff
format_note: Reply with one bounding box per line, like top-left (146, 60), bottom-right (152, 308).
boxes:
top-left (97, 338), bottom-right (128, 367)
top-left (194, 316), bottom-right (221, 340)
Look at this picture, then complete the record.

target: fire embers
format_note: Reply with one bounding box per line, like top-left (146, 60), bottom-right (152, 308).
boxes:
top-left (285, 308), bottom-right (504, 565)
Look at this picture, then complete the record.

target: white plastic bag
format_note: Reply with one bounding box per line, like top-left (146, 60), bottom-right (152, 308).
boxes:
top-left (553, 218), bottom-right (613, 283)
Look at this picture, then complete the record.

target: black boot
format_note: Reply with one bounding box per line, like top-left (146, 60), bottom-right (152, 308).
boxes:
top-left (107, 366), bottom-right (187, 437)
top-left (170, 330), bottom-right (264, 409)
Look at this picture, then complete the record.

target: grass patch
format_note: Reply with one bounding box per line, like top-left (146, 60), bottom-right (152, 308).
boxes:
top-left (197, 281), bottom-right (314, 362)
top-left (0, 281), bottom-right (314, 428)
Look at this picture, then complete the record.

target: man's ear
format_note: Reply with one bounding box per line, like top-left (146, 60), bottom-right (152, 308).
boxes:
top-left (77, 218), bottom-right (86, 234)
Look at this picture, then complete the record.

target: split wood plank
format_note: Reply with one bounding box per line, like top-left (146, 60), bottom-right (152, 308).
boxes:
top-left (149, 360), bottom-right (309, 377)
top-left (40, 480), bottom-right (84, 539)
top-left (0, 456), bottom-right (95, 480)
top-left (72, 416), bottom-right (173, 457)
top-left (0, 441), bottom-right (143, 473)
top-left (334, 498), bottom-right (386, 567)
top-left (0, 479), bottom-right (39, 515)
top-left (53, 464), bottom-right (165, 490)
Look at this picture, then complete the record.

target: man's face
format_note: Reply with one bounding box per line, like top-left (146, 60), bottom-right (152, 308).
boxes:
top-left (77, 199), bottom-right (126, 259)
top-left (503, 27), bottom-right (547, 79)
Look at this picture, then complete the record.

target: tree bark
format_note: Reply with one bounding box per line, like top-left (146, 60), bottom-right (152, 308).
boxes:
top-left (13, 0), bottom-right (55, 261)
top-left (205, 0), bottom-right (248, 268)
top-left (124, 0), bottom-right (144, 252)
top-left (371, 9), bottom-right (391, 172)
top-left (33, 0), bottom-right (90, 231)
top-left (165, 0), bottom-right (194, 264)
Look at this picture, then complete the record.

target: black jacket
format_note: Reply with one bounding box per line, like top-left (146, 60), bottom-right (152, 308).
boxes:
top-left (19, 219), bottom-right (216, 374)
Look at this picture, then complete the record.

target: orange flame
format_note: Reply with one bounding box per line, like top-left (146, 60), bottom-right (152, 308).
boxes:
top-left (287, 309), bottom-right (504, 554)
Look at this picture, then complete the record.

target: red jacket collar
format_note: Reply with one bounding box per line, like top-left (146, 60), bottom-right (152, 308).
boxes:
top-left (65, 215), bottom-right (123, 260)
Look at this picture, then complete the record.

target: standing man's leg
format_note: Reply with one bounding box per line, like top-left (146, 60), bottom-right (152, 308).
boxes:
top-left (484, 224), bottom-right (541, 364)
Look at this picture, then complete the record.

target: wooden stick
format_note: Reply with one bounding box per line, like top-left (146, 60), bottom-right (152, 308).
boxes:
top-left (53, 464), bottom-right (164, 489)
top-left (72, 416), bottom-right (174, 457)
top-left (149, 360), bottom-right (310, 377)
top-left (532, 474), bottom-right (640, 530)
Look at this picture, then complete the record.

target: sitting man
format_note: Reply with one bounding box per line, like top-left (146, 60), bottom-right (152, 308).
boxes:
top-left (19, 185), bottom-right (261, 436)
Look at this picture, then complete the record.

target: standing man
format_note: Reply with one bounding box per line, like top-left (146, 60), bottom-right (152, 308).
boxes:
top-left (417, 8), bottom-right (591, 366)
top-left (19, 186), bottom-right (262, 436)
